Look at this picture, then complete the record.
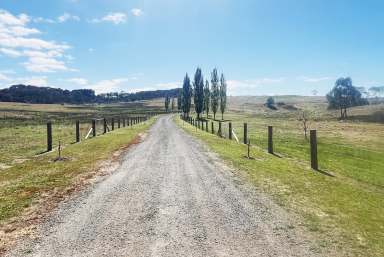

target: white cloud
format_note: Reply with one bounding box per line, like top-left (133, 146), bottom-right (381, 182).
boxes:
top-left (154, 81), bottom-right (180, 89)
top-left (91, 12), bottom-right (127, 25)
top-left (0, 33), bottom-right (69, 50)
top-left (68, 77), bottom-right (88, 85)
top-left (0, 9), bottom-right (73, 73)
top-left (0, 72), bottom-right (11, 81)
top-left (33, 17), bottom-right (55, 24)
top-left (3, 76), bottom-right (48, 86)
top-left (121, 81), bottom-right (179, 93)
top-left (296, 76), bottom-right (332, 83)
top-left (0, 10), bottom-right (29, 26)
top-left (131, 8), bottom-right (143, 17)
top-left (88, 78), bottom-right (129, 94)
top-left (0, 47), bottom-right (22, 57)
top-left (0, 25), bottom-right (40, 36)
top-left (0, 69), bottom-right (15, 74)
top-left (227, 78), bottom-right (285, 95)
top-left (19, 76), bottom-right (48, 86)
top-left (0, 69), bottom-right (49, 87)
top-left (57, 13), bottom-right (80, 23)
top-left (23, 57), bottom-right (71, 72)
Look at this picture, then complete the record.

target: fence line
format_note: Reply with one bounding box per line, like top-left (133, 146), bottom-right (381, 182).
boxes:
top-left (181, 115), bottom-right (320, 171)
top-left (44, 112), bottom-right (160, 154)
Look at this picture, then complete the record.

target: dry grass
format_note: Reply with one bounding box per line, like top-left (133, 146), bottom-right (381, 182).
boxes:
top-left (180, 96), bottom-right (384, 257)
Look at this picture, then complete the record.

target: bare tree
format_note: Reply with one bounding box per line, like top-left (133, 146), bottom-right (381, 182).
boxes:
top-left (298, 111), bottom-right (309, 139)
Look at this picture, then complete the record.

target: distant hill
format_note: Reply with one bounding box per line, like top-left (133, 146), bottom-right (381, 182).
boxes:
top-left (0, 84), bottom-right (180, 104)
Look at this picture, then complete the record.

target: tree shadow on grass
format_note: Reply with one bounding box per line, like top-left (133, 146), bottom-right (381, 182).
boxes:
top-left (345, 111), bottom-right (384, 124)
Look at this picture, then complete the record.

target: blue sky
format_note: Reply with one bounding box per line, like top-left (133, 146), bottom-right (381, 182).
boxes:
top-left (0, 0), bottom-right (383, 96)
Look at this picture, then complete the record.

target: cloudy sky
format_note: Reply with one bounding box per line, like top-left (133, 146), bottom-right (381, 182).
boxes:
top-left (0, 0), bottom-right (383, 95)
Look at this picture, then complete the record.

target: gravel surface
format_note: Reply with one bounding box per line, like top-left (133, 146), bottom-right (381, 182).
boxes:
top-left (6, 115), bottom-right (320, 257)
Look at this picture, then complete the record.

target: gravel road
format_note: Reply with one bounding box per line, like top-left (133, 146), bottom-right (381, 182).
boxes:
top-left (7, 115), bottom-right (319, 257)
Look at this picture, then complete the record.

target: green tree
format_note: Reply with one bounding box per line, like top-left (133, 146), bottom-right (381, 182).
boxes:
top-left (182, 73), bottom-right (192, 117)
top-left (177, 90), bottom-right (182, 110)
top-left (326, 77), bottom-right (368, 119)
top-left (164, 95), bottom-right (171, 112)
top-left (219, 73), bottom-right (227, 120)
top-left (171, 97), bottom-right (175, 111)
top-left (203, 80), bottom-right (210, 118)
top-left (266, 97), bottom-right (275, 107)
top-left (193, 67), bottom-right (204, 119)
top-left (210, 68), bottom-right (220, 120)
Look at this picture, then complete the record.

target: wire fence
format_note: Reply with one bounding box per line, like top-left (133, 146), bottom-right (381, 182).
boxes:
top-left (0, 113), bottom-right (159, 167)
top-left (181, 115), bottom-right (384, 186)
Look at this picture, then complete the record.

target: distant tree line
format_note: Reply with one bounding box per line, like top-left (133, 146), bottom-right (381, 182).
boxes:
top-left (179, 67), bottom-right (227, 120)
top-left (0, 84), bottom-right (180, 104)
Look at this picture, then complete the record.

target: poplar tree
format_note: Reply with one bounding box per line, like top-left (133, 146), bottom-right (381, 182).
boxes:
top-left (219, 73), bottom-right (227, 120)
top-left (203, 80), bottom-right (210, 118)
top-left (182, 73), bottom-right (192, 117)
top-left (210, 68), bottom-right (220, 120)
top-left (193, 67), bottom-right (204, 119)
top-left (177, 90), bottom-right (182, 110)
top-left (171, 97), bottom-right (175, 111)
top-left (164, 95), bottom-right (170, 112)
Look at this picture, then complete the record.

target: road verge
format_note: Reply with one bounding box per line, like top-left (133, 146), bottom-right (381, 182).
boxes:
top-left (0, 117), bottom-right (156, 254)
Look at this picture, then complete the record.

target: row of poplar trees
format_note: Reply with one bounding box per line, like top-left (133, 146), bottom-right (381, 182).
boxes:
top-left (179, 67), bottom-right (227, 120)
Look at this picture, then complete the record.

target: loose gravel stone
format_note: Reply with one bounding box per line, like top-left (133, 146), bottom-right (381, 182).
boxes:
top-left (6, 115), bottom-right (320, 257)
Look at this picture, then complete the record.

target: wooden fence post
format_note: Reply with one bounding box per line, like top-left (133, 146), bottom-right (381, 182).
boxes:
top-left (218, 121), bottom-right (222, 137)
top-left (206, 121), bottom-right (208, 132)
top-left (118, 118), bottom-right (121, 129)
top-left (243, 123), bottom-right (248, 144)
top-left (47, 122), bottom-right (52, 152)
top-left (211, 122), bottom-right (214, 134)
top-left (111, 118), bottom-right (115, 130)
top-left (123, 118), bottom-right (126, 127)
top-left (310, 130), bottom-right (318, 170)
top-left (92, 119), bottom-right (96, 137)
top-left (229, 122), bottom-right (232, 140)
top-left (76, 120), bottom-right (80, 143)
top-left (268, 126), bottom-right (273, 154)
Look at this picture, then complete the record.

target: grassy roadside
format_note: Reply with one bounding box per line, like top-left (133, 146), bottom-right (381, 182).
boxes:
top-left (0, 117), bottom-right (155, 245)
top-left (0, 101), bottom-right (164, 169)
top-left (176, 117), bottom-right (384, 257)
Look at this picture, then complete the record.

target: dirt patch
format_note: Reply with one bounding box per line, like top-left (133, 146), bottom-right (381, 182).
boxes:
top-left (0, 133), bottom-right (146, 256)
top-left (0, 163), bottom-right (12, 170)
top-left (11, 159), bottom-right (29, 165)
